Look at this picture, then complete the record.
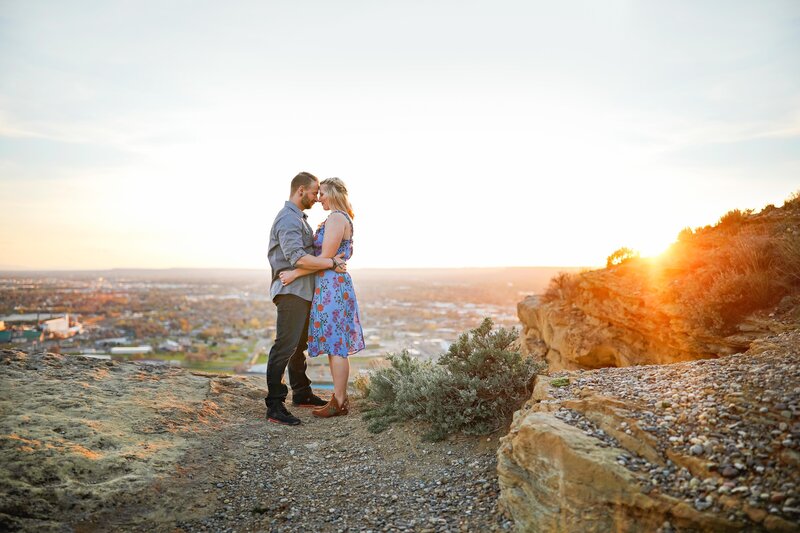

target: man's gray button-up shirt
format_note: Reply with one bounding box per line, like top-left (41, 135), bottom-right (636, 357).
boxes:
top-left (268, 201), bottom-right (316, 302)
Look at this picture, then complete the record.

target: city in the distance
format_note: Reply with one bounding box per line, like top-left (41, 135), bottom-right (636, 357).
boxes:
top-left (0, 267), bottom-right (578, 383)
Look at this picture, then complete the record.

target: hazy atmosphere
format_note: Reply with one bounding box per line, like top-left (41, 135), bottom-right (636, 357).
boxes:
top-left (1, 1), bottom-right (798, 270)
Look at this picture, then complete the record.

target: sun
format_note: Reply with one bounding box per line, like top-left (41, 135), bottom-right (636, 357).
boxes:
top-left (627, 226), bottom-right (679, 260)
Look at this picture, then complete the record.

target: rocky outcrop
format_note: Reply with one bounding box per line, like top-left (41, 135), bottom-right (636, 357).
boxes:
top-left (519, 199), bottom-right (800, 371)
top-left (517, 283), bottom-right (777, 371)
top-left (497, 331), bottom-right (800, 532)
top-left (0, 349), bottom-right (265, 531)
top-left (518, 270), bottom-right (799, 372)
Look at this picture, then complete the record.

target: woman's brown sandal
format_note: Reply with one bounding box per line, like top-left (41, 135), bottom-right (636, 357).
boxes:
top-left (312, 394), bottom-right (348, 418)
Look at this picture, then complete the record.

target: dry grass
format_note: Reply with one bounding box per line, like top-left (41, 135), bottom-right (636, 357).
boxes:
top-left (777, 231), bottom-right (800, 283)
top-left (541, 271), bottom-right (580, 303)
top-left (716, 208), bottom-right (754, 229)
top-left (669, 225), bottom-right (796, 332)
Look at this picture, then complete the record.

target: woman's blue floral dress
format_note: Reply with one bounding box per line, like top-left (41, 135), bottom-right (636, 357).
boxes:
top-left (307, 211), bottom-right (365, 357)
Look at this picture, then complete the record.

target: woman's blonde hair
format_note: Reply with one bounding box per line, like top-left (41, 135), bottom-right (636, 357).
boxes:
top-left (320, 177), bottom-right (355, 218)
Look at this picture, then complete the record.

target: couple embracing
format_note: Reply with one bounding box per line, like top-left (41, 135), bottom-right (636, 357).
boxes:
top-left (264, 172), bottom-right (365, 426)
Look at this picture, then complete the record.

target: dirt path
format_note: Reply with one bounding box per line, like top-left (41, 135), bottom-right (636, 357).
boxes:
top-left (0, 350), bottom-right (512, 532)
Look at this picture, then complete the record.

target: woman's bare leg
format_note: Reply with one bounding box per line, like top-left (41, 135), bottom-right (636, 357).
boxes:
top-left (329, 354), bottom-right (350, 405)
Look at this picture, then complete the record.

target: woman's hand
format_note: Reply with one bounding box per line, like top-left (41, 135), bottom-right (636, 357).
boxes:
top-left (279, 269), bottom-right (300, 286)
top-left (333, 252), bottom-right (347, 273)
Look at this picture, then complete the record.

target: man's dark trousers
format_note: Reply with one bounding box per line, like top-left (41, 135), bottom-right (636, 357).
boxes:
top-left (266, 294), bottom-right (313, 405)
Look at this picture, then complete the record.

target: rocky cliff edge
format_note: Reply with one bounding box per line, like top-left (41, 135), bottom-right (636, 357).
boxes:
top-left (498, 330), bottom-right (800, 532)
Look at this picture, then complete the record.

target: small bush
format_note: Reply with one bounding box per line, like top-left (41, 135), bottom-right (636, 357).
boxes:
top-left (677, 230), bottom-right (790, 332)
top-left (541, 272), bottom-right (580, 303)
top-left (361, 318), bottom-right (544, 441)
top-left (677, 227), bottom-right (695, 243)
top-left (606, 247), bottom-right (640, 268)
top-left (717, 208), bottom-right (753, 229)
top-left (777, 231), bottom-right (800, 283)
top-left (783, 190), bottom-right (800, 210)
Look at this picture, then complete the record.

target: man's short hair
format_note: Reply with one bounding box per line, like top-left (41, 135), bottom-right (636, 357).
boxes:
top-left (290, 172), bottom-right (319, 195)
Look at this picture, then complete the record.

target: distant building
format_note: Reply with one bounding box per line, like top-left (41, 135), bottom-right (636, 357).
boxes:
top-left (0, 313), bottom-right (60, 323)
top-left (0, 313), bottom-right (83, 341)
top-left (42, 315), bottom-right (70, 337)
top-left (22, 329), bottom-right (44, 344)
top-left (158, 340), bottom-right (182, 352)
top-left (110, 346), bottom-right (153, 355)
top-left (95, 337), bottom-right (130, 347)
top-left (75, 353), bottom-right (112, 361)
top-left (135, 359), bottom-right (180, 367)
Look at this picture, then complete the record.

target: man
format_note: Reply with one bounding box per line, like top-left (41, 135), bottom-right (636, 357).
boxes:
top-left (265, 171), bottom-right (346, 425)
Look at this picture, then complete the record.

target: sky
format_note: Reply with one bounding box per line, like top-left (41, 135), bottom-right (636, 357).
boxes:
top-left (1, 1), bottom-right (798, 270)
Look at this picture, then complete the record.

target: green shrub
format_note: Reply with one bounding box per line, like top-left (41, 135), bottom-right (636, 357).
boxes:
top-left (362, 318), bottom-right (544, 441)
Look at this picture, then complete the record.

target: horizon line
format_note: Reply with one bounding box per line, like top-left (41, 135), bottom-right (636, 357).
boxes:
top-left (0, 265), bottom-right (597, 274)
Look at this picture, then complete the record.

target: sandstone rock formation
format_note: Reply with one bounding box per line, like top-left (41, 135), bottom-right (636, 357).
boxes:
top-left (516, 285), bottom-right (779, 372)
top-left (498, 331), bottom-right (800, 532)
top-left (518, 199), bottom-right (800, 371)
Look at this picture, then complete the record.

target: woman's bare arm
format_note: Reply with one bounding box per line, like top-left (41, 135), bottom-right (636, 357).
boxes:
top-left (280, 214), bottom-right (348, 286)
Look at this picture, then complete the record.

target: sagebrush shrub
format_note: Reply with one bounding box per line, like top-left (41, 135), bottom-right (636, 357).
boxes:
top-left (362, 318), bottom-right (544, 441)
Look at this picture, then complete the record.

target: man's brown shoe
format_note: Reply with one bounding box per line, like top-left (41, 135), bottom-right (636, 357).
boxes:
top-left (312, 394), bottom-right (349, 418)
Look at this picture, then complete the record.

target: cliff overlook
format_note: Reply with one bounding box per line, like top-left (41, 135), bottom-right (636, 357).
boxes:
top-left (500, 195), bottom-right (800, 532)
top-left (518, 195), bottom-right (800, 370)
top-left (499, 329), bottom-right (800, 532)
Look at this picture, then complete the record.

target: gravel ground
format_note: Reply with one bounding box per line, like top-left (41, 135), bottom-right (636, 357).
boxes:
top-left (173, 397), bottom-right (513, 533)
top-left (0, 350), bottom-right (512, 532)
top-left (546, 330), bottom-right (800, 528)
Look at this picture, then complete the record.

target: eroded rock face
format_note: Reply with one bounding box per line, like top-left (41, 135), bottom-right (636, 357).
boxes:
top-left (498, 332), bottom-right (800, 533)
top-left (518, 201), bottom-right (800, 371)
top-left (499, 411), bottom-right (738, 532)
top-left (517, 271), bottom-right (781, 371)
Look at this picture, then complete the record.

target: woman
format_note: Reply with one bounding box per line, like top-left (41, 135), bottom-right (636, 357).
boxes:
top-left (279, 177), bottom-right (365, 417)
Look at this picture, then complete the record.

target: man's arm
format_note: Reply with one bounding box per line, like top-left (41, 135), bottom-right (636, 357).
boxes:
top-left (277, 218), bottom-right (338, 272)
top-left (279, 257), bottom-right (347, 286)
top-left (295, 254), bottom-right (338, 271)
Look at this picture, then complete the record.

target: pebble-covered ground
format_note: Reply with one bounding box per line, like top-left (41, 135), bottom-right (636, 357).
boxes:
top-left (547, 330), bottom-right (800, 529)
top-left (174, 399), bottom-right (512, 533)
top-left (0, 349), bottom-right (511, 532)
